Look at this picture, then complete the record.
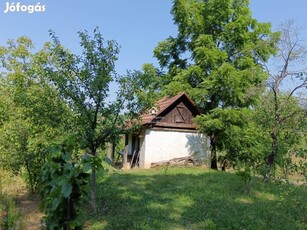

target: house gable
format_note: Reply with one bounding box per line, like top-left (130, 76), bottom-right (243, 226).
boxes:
top-left (142, 92), bottom-right (201, 130)
top-left (162, 102), bottom-right (191, 124)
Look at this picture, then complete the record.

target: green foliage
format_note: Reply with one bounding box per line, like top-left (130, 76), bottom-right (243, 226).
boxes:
top-left (154, 0), bottom-right (279, 169)
top-left (294, 148), bottom-right (307, 183)
top-left (254, 20), bottom-right (307, 181)
top-left (0, 29), bottom-right (158, 212)
top-left (0, 36), bottom-right (70, 192)
top-left (41, 28), bottom-right (158, 209)
top-left (116, 66), bottom-right (159, 122)
top-left (235, 160), bottom-right (253, 193)
top-left (0, 172), bottom-right (23, 230)
top-left (44, 28), bottom-right (121, 151)
top-left (40, 141), bottom-right (102, 229)
top-left (196, 108), bottom-right (266, 169)
top-left (43, 28), bottom-right (156, 156)
top-left (255, 92), bottom-right (307, 181)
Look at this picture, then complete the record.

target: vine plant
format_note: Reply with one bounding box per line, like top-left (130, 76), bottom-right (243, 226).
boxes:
top-left (40, 141), bottom-right (102, 229)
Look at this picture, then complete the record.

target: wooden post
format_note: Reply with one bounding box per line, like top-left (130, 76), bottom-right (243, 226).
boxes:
top-left (106, 142), bottom-right (113, 162)
top-left (122, 145), bottom-right (130, 170)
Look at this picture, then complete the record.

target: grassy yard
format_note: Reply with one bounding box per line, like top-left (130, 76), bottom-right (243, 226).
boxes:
top-left (1, 166), bottom-right (306, 229)
top-left (86, 166), bottom-right (307, 230)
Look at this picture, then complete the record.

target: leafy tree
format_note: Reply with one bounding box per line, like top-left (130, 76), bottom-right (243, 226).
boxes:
top-left (256, 21), bottom-right (307, 181)
top-left (256, 93), bottom-right (306, 181)
top-left (154, 0), bottom-right (279, 169)
top-left (196, 108), bottom-right (266, 168)
top-left (42, 28), bottom-right (155, 210)
top-left (0, 37), bottom-right (69, 191)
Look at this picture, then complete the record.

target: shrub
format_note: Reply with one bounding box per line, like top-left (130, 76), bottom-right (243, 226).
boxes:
top-left (40, 143), bottom-right (96, 229)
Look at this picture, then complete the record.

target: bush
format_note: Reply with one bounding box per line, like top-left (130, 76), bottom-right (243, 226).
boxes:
top-left (39, 143), bottom-right (94, 229)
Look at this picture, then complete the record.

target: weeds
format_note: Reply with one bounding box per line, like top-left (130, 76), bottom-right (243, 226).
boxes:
top-left (0, 194), bottom-right (22, 229)
top-left (0, 170), bottom-right (23, 229)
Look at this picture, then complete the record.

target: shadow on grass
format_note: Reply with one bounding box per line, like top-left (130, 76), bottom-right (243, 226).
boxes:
top-left (87, 168), bottom-right (307, 230)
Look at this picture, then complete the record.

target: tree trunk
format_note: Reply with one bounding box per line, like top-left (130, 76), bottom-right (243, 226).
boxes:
top-left (210, 135), bottom-right (218, 170)
top-left (89, 148), bottom-right (97, 212)
top-left (265, 131), bottom-right (278, 181)
top-left (24, 156), bottom-right (34, 193)
top-left (221, 159), bottom-right (227, 171)
top-left (267, 131), bottom-right (278, 165)
top-left (90, 167), bottom-right (96, 212)
top-left (66, 197), bottom-right (71, 230)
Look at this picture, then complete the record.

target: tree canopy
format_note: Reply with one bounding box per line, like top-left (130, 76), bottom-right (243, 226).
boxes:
top-left (154, 0), bottom-right (280, 169)
top-left (0, 37), bottom-right (70, 191)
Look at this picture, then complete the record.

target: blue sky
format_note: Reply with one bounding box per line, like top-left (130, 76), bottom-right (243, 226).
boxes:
top-left (1, 0), bottom-right (307, 76)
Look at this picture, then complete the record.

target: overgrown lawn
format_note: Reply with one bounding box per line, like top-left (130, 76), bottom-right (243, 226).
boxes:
top-left (86, 166), bottom-right (306, 230)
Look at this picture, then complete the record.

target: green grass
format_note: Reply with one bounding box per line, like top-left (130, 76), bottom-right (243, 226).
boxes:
top-left (86, 166), bottom-right (307, 230)
top-left (0, 170), bottom-right (24, 229)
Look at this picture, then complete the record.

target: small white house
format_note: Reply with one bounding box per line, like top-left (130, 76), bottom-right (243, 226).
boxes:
top-left (124, 92), bottom-right (209, 169)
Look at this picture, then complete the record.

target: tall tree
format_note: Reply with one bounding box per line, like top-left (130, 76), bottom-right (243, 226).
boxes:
top-left (0, 37), bottom-right (69, 191)
top-left (154, 0), bottom-right (279, 169)
top-left (43, 28), bottom-right (154, 210)
top-left (257, 21), bottom-right (307, 181)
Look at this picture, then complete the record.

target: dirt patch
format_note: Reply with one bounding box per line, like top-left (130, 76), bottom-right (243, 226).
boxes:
top-left (1, 170), bottom-right (43, 229)
top-left (15, 190), bottom-right (43, 230)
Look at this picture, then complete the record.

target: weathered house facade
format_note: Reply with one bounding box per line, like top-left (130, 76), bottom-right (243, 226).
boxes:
top-left (124, 92), bottom-right (209, 169)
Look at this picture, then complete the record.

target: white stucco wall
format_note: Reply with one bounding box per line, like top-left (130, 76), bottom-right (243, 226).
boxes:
top-left (140, 129), bottom-right (209, 168)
